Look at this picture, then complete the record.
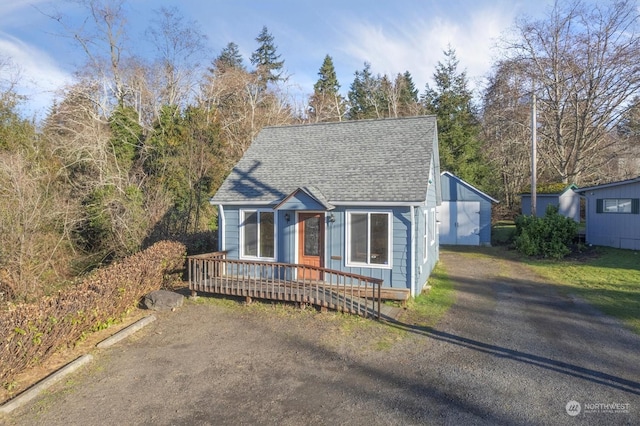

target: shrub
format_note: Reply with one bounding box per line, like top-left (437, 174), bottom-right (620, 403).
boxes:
top-left (514, 205), bottom-right (578, 259)
top-left (0, 240), bottom-right (186, 389)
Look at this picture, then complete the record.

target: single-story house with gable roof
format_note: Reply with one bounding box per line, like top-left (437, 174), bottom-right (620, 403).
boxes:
top-left (521, 184), bottom-right (581, 221)
top-left (438, 171), bottom-right (498, 246)
top-left (210, 116), bottom-right (441, 298)
top-left (574, 177), bottom-right (640, 250)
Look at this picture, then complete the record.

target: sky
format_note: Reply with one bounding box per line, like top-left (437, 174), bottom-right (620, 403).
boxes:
top-left (0, 0), bottom-right (561, 120)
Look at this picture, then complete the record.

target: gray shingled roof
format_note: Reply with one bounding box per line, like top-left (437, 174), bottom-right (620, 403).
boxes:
top-left (211, 116), bottom-right (438, 205)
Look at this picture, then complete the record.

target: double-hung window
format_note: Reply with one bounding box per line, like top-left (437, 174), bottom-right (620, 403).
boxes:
top-left (241, 210), bottom-right (275, 259)
top-left (347, 211), bottom-right (391, 267)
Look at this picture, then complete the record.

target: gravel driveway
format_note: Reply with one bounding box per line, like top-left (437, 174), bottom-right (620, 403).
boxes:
top-left (3, 247), bottom-right (639, 425)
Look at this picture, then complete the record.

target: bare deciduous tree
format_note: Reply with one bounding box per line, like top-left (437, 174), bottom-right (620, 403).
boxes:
top-left (481, 60), bottom-right (534, 211)
top-left (501, 0), bottom-right (640, 184)
top-left (145, 6), bottom-right (208, 108)
top-left (202, 63), bottom-right (293, 163)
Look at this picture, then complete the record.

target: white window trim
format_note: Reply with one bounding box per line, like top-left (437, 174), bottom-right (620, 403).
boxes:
top-left (423, 210), bottom-right (429, 263)
top-left (430, 207), bottom-right (436, 246)
top-left (345, 210), bottom-right (392, 269)
top-left (239, 209), bottom-right (277, 261)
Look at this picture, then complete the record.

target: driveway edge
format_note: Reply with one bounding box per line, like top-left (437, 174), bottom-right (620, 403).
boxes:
top-left (0, 354), bottom-right (93, 414)
top-left (96, 315), bottom-right (157, 349)
top-left (0, 315), bottom-right (157, 415)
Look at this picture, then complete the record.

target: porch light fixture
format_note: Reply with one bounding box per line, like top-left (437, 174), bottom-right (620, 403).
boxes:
top-left (328, 213), bottom-right (335, 223)
top-left (285, 213), bottom-right (290, 223)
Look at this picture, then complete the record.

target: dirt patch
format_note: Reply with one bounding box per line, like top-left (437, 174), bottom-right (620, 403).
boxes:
top-left (3, 248), bottom-right (640, 425)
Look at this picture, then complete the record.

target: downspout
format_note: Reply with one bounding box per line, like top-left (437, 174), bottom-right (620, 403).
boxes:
top-left (410, 205), bottom-right (416, 298)
top-left (218, 204), bottom-right (226, 252)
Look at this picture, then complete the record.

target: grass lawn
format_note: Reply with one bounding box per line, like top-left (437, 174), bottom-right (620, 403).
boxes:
top-left (402, 261), bottom-right (456, 327)
top-left (524, 247), bottom-right (640, 334)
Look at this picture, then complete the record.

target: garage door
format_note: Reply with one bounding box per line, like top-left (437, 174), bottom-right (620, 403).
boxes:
top-left (438, 201), bottom-right (480, 245)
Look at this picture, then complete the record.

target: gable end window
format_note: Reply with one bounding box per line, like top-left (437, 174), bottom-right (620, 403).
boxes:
top-left (241, 210), bottom-right (275, 259)
top-left (596, 198), bottom-right (639, 214)
top-left (347, 211), bottom-right (391, 268)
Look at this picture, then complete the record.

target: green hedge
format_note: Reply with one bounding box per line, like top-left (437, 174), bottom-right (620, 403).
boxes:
top-left (0, 240), bottom-right (186, 388)
top-left (514, 205), bottom-right (578, 259)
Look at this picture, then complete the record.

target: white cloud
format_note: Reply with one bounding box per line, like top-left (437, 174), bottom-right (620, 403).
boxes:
top-left (0, 32), bottom-right (73, 117)
top-left (336, 4), bottom-right (518, 95)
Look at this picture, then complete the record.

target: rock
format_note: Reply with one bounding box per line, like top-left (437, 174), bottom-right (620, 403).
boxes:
top-left (143, 290), bottom-right (184, 311)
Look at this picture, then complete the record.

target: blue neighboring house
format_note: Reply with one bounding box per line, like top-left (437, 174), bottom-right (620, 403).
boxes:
top-left (439, 171), bottom-right (498, 246)
top-left (521, 184), bottom-right (581, 221)
top-left (575, 177), bottom-right (640, 250)
top-left (210, 116), bottom-right (441, 299)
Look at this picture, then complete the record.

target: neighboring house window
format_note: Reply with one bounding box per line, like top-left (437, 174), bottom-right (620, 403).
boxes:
top-left (241, 210), bottom-right (275, 259)
top-left (596, 199), bottom-right (639, 214)
top-left (347, 212), bottom-right (391, 267)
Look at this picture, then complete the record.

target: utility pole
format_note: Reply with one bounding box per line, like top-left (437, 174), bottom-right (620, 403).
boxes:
top-left (531, 91), bottom-right (537, 217)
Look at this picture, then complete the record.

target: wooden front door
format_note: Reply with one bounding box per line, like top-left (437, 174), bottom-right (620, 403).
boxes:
top-left (297, 213), bottom-right (324, 280)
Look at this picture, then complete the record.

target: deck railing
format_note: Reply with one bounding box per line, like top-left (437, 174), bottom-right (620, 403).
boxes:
top-left (187, 252), bottom-right (382, 319)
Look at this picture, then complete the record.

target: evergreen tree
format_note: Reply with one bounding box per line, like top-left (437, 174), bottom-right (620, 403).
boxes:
top-left (347, 62), bottom-right (384, 120)
top-left (421, 47), bottom-right (487, 184)
top-left (250, 26), bottom-right (285, 88)
top-left (144, 105), bottom-right (223, 237)
top-left (213, 42), bottom-right (245, 73)
top-left (396, 71), bottom-right (420, 116)
top-left (308, 55), bottom-right (344, 122)
top-left (108, 105), bottom-right (142, 169)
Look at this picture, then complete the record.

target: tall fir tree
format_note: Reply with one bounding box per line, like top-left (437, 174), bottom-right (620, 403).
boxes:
top-left (421, 47), bottom-right (487, 185)
top-left (309, 55), bottom-right (344, 122)
top-left (347, 62), bottom-right (383, 120)
top-left (213, 42), bottom-right (245, 72)
top-left (396, 71), bottom-right (420, 116)
top-left (250, 26), bottom-right (285, 88)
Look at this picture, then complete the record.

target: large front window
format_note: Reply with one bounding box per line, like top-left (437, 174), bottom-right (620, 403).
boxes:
top-left (241, 210), bottom-right (275, 259)
top-left (348, 212), bottom-right (391, 267)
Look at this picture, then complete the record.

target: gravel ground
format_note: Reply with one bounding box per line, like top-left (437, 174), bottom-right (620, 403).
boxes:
top-left (2, 247), bottom-right (639, 425)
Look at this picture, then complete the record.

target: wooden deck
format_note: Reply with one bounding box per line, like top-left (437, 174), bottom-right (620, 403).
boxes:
top-left (187, 252), bottom-right (403, 320)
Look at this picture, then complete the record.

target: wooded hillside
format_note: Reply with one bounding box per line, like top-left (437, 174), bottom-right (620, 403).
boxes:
top-left (1, 0), bottom-right (639, 302)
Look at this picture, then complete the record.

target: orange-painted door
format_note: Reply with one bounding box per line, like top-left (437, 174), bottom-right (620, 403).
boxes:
top-left (298, 213), bottom-right (324, 280)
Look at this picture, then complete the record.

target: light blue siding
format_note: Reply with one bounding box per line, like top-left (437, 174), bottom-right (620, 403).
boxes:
top-left (277, 192), bottom-right (327, 211)
top-left (582, 182), bottom-right (640, 249)
top-left (521, 188), bottom-right (580, 222)
top-left (416, 166), bottom-right (440, 294)
top-left (218, 185), bottom-right (441, 294)
top-left (221, 205), bottom-right (421, 291)
top-left (326, 207), bottom-right (409, 289)
top-left (221, 207), bottom-right (240, 257)
top-left (440, 172), bottom-right (495, 246)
